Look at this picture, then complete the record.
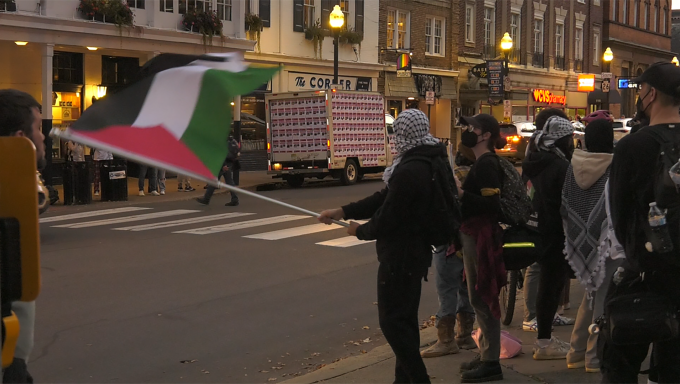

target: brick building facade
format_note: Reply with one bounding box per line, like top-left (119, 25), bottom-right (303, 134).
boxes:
top-left (377, 0), bottom-right (460, 139)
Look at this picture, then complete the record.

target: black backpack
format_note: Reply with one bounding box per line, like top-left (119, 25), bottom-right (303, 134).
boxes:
top-left (494, 155), bottom-right (533, 226)
top-left (644, 126), bottom-right (680, 266)
top-left (401, 154), bottom-right (463, 247)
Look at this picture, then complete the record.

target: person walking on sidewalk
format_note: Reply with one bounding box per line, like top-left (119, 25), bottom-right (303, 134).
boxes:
top-left (421, 145), bottom-right (477, 359)
top-left (157, 169), bottom-right (167, 195)
top-left (92, 148), bottom-right (113, 196)
top-left (602, 62), bottom-right (680, 383)
top-left (318, 109), bottom-right (447, 384)
top-left (560, 118), bottom-right (616, 373)
top-left (522, 116), bottom-right (574, 360)
top-left (455, 114), bottom-right (507, 383)
top-left (177, 174), bottom-right (195, 192)
top-left (197, 134), bottom-right (239, 206)
top-left (138, 164), bottom-right (159, 196)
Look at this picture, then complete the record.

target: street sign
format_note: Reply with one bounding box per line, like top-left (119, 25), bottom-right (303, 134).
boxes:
top-left (503, 100), bottom-right (512, 119)
top-left (602, 72), bottom-right (613, 79)
top-left (426, 91), bottom-right (435, 105)
top-left (602, 79), bottom-right (611, 93)
top-left (486, 60), bottom-right (505, 99)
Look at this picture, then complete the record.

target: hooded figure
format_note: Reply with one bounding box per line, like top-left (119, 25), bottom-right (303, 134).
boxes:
top-left (318, 109), bottom-right (446, 384)
top-left (561, 118), bottom-right (616, 373)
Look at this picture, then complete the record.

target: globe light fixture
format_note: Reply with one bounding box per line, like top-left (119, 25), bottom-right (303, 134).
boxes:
top-left (329, 5), bottom-right (345, 29)
top-left (329, 5), bottom-right (345, 85)
top-left (603, 47), bottom-right (614, 63)
top-left (500, 33), bottom-right (513, 52)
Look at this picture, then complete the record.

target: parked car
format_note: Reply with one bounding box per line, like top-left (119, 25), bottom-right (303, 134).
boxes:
top-left (572, 121), bottom-right (586, 149)
top-left (613, 118), bottom-right (634, 142)
top-left (497, 121), bottom-right (535, 161)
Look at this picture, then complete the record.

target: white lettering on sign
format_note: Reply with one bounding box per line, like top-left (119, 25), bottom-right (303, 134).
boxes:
top-left (579, 77), bottom-right (595, 89)
top-left (289, 73), bottom-right (363, 91)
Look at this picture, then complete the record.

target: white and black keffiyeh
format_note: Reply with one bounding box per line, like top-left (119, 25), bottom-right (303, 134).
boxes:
top-left (534, 116), bottom-right (574, 160)
top-left (383, 109), bottom-right (440, 184)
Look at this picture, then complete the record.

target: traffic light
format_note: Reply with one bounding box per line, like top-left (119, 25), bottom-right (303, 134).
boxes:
top-left (0, 137), bottom-right (41, 368)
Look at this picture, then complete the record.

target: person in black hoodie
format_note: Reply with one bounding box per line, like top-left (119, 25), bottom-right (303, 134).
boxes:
top-left (318, 109), bottom-right (444, 384)
top-left (522, 116), bottom-right (575, 360)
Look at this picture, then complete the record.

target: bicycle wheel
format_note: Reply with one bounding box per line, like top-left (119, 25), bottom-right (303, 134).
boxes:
top-left (500, 270), bottom-right (519, 326)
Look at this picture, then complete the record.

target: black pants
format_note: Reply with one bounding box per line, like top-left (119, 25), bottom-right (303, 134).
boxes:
top-left (536, 241), bottom-right (571, 340)
top-left (2, 358), bottom-right (33, 383)
top-left (204, 168), bottom-right (238, 203)
top-left (600, 270), bottom-right (680, 383)
top-left (377, 262), bottom-right (430, 384)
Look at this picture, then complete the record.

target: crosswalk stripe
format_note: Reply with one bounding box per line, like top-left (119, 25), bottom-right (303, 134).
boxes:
top-left (39, 207), bottom-right (151, 223)
top-left (316, 236), bottom-right (375, 248)
top-left (174, 215), bottom-right (310, 235)
top-left (52, 210), bottom-right (200, 229)
top-left (113, 212), bottom-right (256, 231)
top-left (244, 223), bottom-right (342, 240)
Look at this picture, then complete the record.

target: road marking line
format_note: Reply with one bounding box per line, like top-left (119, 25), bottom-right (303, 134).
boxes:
top-left (52, 210), bottom-right (199, 228)
top-left (244, 220), bottom-right (367, 240)
top-left (113, 212), bottom-right (256, 231)
top-left (175, 215), bottom-right (310, 235)
top-left (316, 236), bottom-right (375, 248)
top-left (40, 207), bottom-right (151, 223)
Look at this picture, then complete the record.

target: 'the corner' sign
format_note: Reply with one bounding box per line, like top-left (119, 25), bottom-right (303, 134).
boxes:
top-left (289, 73), bottom-right (372, 91)
top-left (532, 89), bottom-right (566, 105)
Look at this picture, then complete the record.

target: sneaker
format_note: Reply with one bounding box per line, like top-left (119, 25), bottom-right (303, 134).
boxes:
top-left (94, 191), bottom-right (100, 196)
top-left (150, 191), bottom-right (161, 196)
top-left (523, 319), bottom-right (538, 332)
top-left (533, 337), bottom-right (570, 360)
top-left (196, 197), bottom-right (209, 206)
top-left (567, 360), bottom-right (586, 369)
top-left (586, 367), bottom-right (601, 373)
top-left (460, 355), bottom-right (482, 373)
top-left (225, 201), bottom-right (239, 207)
top-left (139, 191), bottom-right (145, 196)
top-left (185, 186), bottom-right (196, 192)
top-left (461, 361), bottom-right (503, 383)
top-left (554, 314), bottom-right (575, 326)
top-left (160, 190), bottom-right (166, 195)
top-left (178, 186), bottom-right (184, 192)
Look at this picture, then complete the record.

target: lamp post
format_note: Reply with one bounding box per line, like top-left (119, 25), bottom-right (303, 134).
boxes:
top-left (673, 56), bottom-right (679, 66)
top-left (603, 47), bottom-right (613, 111)
top-left (500, 33), bottom-right (513, 100)
top-left (329, 5), bottom-right (345, 86)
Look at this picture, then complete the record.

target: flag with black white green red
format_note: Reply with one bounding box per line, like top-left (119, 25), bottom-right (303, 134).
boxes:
top-left (51, 53), bottom-right (279, 181)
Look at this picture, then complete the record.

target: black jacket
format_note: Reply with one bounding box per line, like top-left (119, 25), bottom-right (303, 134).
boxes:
top-left (341, 144), bottom-right (444, 272)
top-left (460, 152), bottom-right (502, 221)
top-left (522, 151), bottom-right (569, 239)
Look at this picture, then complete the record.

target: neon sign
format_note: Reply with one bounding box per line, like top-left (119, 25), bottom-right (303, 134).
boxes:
top-left (532, 89), bottom-right (567, 105)
top-left (577, 74), bottom-right (596, 92)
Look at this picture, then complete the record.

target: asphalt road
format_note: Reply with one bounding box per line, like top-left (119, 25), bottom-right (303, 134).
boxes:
top-left (31, 179), bottom-right (439, 383)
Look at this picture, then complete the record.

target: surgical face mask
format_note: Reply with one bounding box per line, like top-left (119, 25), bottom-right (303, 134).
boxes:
top-left (461, 126), bottom-right (484, 148)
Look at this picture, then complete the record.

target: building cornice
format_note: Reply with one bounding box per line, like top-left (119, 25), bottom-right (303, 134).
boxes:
top-left (245, 52), bottom-right (386, 72)
top-left (605, 37), bottom-right (674, 57)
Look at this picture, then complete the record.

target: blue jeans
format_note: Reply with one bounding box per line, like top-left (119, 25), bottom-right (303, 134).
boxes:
top-left (138, 165), bottom-right (157, 192)
top-left (203, 167), bottom-right (238, 203)
top-left (433, 245), bottom-right (474, 325)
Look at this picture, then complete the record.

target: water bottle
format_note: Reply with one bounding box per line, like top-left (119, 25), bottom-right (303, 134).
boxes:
top-left (670, 160), bottom-right (680, 192)
top-left (648, 202), bottom-right (674, 253)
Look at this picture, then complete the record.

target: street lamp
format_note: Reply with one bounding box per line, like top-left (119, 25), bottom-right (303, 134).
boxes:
top-left (329, 5), bottom-right (345, 85)
top-left (603, 47), bottom-right (613, 111)
top-left (500, 32), bottom-right (513, 119)
top-left (673, 56), bottom-right (679, 66)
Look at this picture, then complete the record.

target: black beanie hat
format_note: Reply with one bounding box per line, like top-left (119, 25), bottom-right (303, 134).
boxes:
top-left (584, 118), bottom-right (614, 153)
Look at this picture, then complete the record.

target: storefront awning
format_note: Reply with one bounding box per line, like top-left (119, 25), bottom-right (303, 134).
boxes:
top-left (588, 89), bottom-right (622, 104)
top-left (440, 77), bottom-right (458, 99)
top-left (385, 73), bottom-right (418, 98)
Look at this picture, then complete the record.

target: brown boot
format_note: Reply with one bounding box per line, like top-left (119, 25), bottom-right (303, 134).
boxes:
top-left (421, 315), bottom-right (459, 358)
top-left (456, 312), bottom-right (477, 350)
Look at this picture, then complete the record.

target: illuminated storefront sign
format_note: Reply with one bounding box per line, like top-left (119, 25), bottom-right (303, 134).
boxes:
top-left (577, 74), bottom-right (596, 92)
top-left (532, 89), bottom-right (567, 105)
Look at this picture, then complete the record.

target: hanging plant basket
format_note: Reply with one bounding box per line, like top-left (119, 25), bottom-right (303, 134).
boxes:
top-left (245, 13), bottom-right (263, 53)
top-left (340, 28), bottom-right (363, 45)
top-left (305, 19), bottom-right (327, 60)
top-left (78, 0), bottom-right (133, 27)
top-left (181, 10), bottom-right (223, 49)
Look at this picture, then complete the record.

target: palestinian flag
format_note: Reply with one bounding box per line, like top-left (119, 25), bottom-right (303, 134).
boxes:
top-left (51, 53), bottom-right (279, 181)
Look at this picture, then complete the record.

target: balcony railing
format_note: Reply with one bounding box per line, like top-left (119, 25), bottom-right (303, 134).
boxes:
top-left (532, 52), bottom-right (544, 68)
top-left (483, 44), bottom-right (497, 60)
top-left (508, 48), bottom-right (522, 64)
top-left (554, 56), bottom-right (566, 70)
top-left (574, 59), bottom-right (584, 73)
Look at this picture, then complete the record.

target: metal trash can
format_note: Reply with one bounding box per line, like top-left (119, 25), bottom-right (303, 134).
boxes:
top-left (63, 161), bottom-right (92, 205)
top-left (100, 159), bottom-right (128, 201)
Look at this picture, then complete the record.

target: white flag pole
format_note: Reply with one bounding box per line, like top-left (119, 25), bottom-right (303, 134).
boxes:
top-left (50, 128), bottom-right (351, 228)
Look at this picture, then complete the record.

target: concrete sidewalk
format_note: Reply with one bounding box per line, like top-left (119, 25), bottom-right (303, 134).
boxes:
top-left (281, 279), bottom-right (646, 384)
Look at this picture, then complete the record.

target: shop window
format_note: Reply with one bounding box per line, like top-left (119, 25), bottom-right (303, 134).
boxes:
top-left (179, 0), bottom-right (209, 14)
top-left (102, 56), bottom-right (140, 86)
top-left (217, 0), bottom-right (231, 20)
top-left (129, 0), bottom-right (145, 9)
top-left (160, 0), bottom-right (173, 12)
top-left (53, 52), bottom-right (83, 85)
top-left (389, 100), bottom-right (403, 119)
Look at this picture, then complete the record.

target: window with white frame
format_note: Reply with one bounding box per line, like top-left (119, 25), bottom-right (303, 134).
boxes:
top-left (425, 17), bottom-right (445, 55)
top-left (387, 9), bottom-right (409, 49)
top-left (612, 0), bottom-right (617, 21)
top-left (634, 0), bottom-right (639, 27)
top-left (160, 0), bottom-right (172, 12)
top-left (303, 0), bottom-right (314, 29)
top-left (534, 19), bottom-right (543, 53)
top-left (623, 0), bottom-right (628, 23)
top-left (575, 27), bottom-right (583, 60)
top-left (644, 1), bottom-right (649, 29)
top-left (340, 0), bottom-right (349, 22)
top-left (593, 31), bottom-right (600, 65)
top-left (654, 3), bottom-right (658, 32)
top-left (484, 7), bottom-right (495, 47)
top-left (465, 4), bottom-right (474, 43)
top-left (510, 12), bottom-right (521, 49)
top-left (217, 0), bottom-right (231, 20)
top-left (128, 0), bottom-right (144, 8)
top-left (180, 0), bottom-right (209, 14)
top-left (555, 23), bottom-right (564, 57)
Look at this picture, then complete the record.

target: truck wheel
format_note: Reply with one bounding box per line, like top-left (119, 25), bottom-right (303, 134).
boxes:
top-left (286, 176), bottom-right (304, 188)
top-left (341, 159), bottom-right (358, 186)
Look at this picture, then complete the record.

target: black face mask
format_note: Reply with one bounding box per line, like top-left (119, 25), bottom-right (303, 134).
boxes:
top-left (637, 88), bottom-right (653, 122)
top-left (461, 130), bottom-right (483, 148)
